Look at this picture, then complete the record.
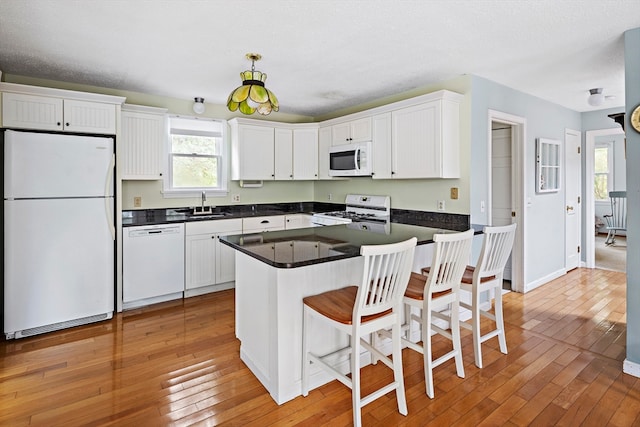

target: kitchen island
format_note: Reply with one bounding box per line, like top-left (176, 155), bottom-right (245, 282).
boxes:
top-left (221, 222), bottom-right (479, 404)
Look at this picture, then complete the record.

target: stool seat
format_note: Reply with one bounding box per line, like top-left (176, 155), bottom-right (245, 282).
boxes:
top-left (404, 272), bottom-right (451, 301)
top-left (302, 286), bottom-right (391, 325)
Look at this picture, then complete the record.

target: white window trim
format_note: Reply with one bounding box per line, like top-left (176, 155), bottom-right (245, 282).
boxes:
top-left (161, 115), bottom-right (229, 198)
top-left (594, 141), bottom-right (613, 205)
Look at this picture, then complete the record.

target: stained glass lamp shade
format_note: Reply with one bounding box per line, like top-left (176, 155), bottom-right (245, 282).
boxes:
top-left (227, 53), bottom-right (279, 115)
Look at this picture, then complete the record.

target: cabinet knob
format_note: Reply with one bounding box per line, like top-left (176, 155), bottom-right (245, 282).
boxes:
top-left (65, 122), bottom-right (70, 127)
top-left (56, 122), bottom-right (61, 126)
top-left (290, 174), bottom-right (293, 178)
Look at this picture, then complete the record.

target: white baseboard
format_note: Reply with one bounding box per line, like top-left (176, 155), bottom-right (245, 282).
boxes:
top-left (524, 268), bottom-right (566, 293)
top-left (623, 359), bottom-right (640, 378)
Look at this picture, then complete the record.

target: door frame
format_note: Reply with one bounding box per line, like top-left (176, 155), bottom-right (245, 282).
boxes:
top-left (585, 127), bottom-right (625, 268)
top-left (488, 110), bottom-right (526, 293)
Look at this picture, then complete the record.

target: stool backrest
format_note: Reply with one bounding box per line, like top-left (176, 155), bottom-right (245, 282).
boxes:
top-left (426, 229), bottom-right (474, 295)
top-left (476, 223), bottom-right (517, 281)
top-left (355, 237), bottom-right (417, 319)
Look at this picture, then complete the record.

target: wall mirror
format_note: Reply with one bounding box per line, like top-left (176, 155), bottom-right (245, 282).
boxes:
top-left (536, 137), bottom-right (561, 193)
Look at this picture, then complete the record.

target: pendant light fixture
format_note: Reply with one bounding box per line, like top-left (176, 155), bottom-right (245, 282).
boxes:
top-left (227, 53), bottom-right (279, 115)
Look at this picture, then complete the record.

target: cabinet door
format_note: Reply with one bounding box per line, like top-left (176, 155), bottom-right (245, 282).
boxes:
top-left (317, 127), bottom-right (332, 180)
top-left (292, 128), bottom-right (318, 180)
top-left (392, 102), bottom-right (440, 178)
top-left (331, 122), bottom-right (352, 145)
top-left (237, 125), bottom-right (275, 180)
top-left (371, 113), bottom-right (392, 179)
top-left (274, 128), bottom-right (293, 180)
top-left (121, 110), bottom-right (165, 179)
top-left (2, 92), bottom-right (64, 131)
top-left (349, 117), bottom-right (372, 142)
top-left (216, 229), bottom-right (242, 283)
top-left (185, 234), bottom-right (216, 290)
top-left (63, 99), bottom-right (117, 134)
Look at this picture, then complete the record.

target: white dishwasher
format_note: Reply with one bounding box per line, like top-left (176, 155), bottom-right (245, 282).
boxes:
top-left (123, 223), bottom-right (185, 308)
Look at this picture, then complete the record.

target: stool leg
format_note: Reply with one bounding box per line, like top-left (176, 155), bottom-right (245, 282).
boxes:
top-left (422, 304), bottom-right (435, 399)
top-left (451, 299), bottom-right (465, 379)
top-left (391, 319), bottom-right (408, 415)
top-left (495, 287), bottom-right (508, 355)
top-left (351, 327), bottom-right (362, 427)
top-left (472, 286), bottom-right (483, 368)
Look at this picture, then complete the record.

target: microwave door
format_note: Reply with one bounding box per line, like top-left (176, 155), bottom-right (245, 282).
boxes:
top-left (330, 150), bottom-right (356, 172)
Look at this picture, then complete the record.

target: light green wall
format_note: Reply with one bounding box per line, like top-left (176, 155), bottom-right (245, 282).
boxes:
top-left (5, 73), bottom-right (473, 213)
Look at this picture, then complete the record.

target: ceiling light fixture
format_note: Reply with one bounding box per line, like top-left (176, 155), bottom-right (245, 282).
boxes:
top-left (227, 53), bottom-right (279, 115)
top-left (193, 97), bottom-right (205, 114)
top-left (588, 88), bottom-right (604, 107)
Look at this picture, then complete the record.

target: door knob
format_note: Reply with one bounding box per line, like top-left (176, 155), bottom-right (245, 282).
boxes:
top-left (566, 205), bottom-right (574, 212)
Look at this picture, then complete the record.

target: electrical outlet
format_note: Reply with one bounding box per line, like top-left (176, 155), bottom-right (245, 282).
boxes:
top-left (450, 187), bottom-right (459, 200)
top-left (328, 193), bottom-right (333, 201)
top-left (133, 196), bottom-right (142, 208)
top-left (232, 194), bottom-right (240, 202)
top-left (437, 200), bottom-right (445, 211)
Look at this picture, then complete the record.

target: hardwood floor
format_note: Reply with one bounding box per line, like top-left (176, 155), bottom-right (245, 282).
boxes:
top-left (1, 268), bottom-right (638, 426)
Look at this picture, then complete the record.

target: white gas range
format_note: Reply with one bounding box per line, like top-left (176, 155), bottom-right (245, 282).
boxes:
top-left (311, 194), bottom-right (391, 233)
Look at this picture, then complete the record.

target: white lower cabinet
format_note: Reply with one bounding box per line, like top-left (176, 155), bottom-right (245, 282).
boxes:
top-left (185, 219), bottom-right (242, 294)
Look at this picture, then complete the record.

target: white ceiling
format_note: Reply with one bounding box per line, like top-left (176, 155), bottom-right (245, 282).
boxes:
top-left (1, 0), bottom-right (639, 118)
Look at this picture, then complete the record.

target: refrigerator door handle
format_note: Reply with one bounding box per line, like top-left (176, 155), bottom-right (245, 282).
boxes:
top-left (105, 153), bottom-right (115, 240)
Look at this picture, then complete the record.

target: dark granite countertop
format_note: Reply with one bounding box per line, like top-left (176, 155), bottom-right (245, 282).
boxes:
top-left (122, 201), bottom-right (343, 227)
top-left (220, 222), bottom-right (483, 269)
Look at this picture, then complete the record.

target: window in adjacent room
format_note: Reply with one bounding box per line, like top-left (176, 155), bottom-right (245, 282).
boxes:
top-left (164, 116), bottom-right (227, 196)
top-left (594, 142), bottom-right (613, 201)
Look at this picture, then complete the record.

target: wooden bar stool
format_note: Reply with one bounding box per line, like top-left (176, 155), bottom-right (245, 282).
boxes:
top-left (404, 229), bottom-right (474, 398)
top-left (301, 237), bottom-right (417, 427)
top-left (458, 223), bottom-right (516, 368)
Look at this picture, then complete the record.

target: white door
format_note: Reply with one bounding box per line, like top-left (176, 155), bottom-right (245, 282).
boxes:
top-left (491, 123), bottom-right (514, 281)
top-left (565, 129), bottom-right (582, 271)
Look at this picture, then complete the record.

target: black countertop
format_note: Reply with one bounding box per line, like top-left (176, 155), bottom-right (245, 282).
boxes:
top-left (122, 201), bottom-right (342, 227)
top-left (220, 222), bottom-right (483, 269)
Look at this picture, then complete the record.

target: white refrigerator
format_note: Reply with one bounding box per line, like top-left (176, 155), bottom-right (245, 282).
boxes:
top-left (3, 130), bottom-right (115, 339)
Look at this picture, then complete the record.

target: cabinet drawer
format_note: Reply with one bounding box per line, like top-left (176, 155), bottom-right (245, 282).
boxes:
top-left (243, 215), bottom-right (285, 232)
top-left (186, 218), bottom-right (243, 235)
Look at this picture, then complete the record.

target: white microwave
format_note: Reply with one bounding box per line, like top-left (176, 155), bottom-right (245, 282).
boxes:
top-left (329, 142), bottom-right (372, 176)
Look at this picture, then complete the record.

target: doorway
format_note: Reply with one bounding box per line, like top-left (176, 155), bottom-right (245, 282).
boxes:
top-left (491, 122), bottom-right (513, 286)
top-left (585, 128), bottom-right (626, 269)
top-left (488, 110), bottom-right (525, 293)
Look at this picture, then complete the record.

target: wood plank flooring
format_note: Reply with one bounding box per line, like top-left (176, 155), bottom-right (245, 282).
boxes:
top-left (1, 268), bottom-right (638, 426)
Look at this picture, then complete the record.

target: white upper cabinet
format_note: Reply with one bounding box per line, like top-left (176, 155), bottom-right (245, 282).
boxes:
top-left (317, 126), bottom-right (333, 180)
top-left (292, 127), bottom-right (318, 180)
top-left (331, 117), bottom-right (372, 145)
top-left (1, 84), bottom-right (123, 134)
top-left (230, 118), bottom-right (318, 181)
top-left (230, 120), bottom-right (275, 181)
top-left (274, 128), bottom-right (293, 180)
top-left (390, 93), bottom-right (461, 179)
top-left (371, 113), bottom-right (392, 179)
top-left (120, 104), bottom-right (167, 180)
